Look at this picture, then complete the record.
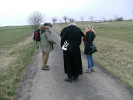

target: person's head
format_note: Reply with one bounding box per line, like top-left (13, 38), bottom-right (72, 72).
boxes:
top-left (86, 25), bottom-right (93, 31)
top-left (68, 18), bottom-right (76, 26)
top-left (86, 25), bottom-right (96, 38)
top-left (44, 23), bottom-right (50, 29)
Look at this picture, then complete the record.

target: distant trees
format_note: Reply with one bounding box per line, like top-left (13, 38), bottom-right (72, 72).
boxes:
top-left (27, 11), bottom-right (44, 30)
top-left (114, 15), bottom-right (123, 21)
top-left (89, 16), bottom-right (94, 22)
top-left (117, 17), bottom-right (123, 21)
top-left (63, 15), bottom-right (68, 22)
top-left (81, 16), bottom-right (84, 23)
top-left (52, 17), bottom-right (57, 24)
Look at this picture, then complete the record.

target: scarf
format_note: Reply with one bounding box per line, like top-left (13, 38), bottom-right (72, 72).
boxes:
top-left (40, 27), bottom-right (49, 33)
top-left (82, 30), bottom-right (92, 43)
top-left (44, 26), bottom-right (49, 30)
top-left (68, 22), bottom-right (76, 26)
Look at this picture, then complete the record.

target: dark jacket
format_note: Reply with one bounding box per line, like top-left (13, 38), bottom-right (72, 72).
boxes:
top-left (84, 31), bottom-right (95, 54)
top-left (60, 25), bottom-right (84, 48)
top-left (60, 25), bottom-right (85, 76)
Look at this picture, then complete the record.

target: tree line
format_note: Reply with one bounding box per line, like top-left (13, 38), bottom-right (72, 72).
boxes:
top-left (28, 11), bottom-right (133, 30)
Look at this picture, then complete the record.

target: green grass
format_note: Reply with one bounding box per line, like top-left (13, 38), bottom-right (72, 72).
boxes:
top-left (52, 21), bottom-right (133, 89)
top-left (0, 26), bottom-right (33, 47)
top-left (0, 25), bottom-right (37, 99)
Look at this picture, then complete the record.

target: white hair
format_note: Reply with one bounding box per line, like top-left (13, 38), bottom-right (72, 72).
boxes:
top-left (68, 18), bottom-right (76, 26)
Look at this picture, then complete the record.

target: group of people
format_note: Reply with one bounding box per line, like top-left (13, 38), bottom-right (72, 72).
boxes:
top-left (39, 18), bottom-right (96, 82)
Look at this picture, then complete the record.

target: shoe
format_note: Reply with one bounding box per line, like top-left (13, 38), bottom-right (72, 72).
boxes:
top-left (46, 66), bottom-right (49, 68)
top-left (91, 68), bottom-right (95, 72)
top-left (84, 70), bottom-right (91, 73)
top-left (64, 77), bottom-right (72, 83)
top-left (42, 67), bottom-right (50, 70)
top-left (73, 77), bottom-right (78, 81)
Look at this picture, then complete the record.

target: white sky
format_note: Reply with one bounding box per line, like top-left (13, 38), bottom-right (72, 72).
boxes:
top-left (0, 0), bottom-right (133, 26)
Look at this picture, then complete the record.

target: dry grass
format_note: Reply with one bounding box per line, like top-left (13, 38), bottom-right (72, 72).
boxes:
top-left (0, 26), bottom-right (36, 100)
top-left (0, 36), bottom-right (33, 69)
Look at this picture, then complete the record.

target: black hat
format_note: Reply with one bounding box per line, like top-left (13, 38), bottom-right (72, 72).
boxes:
top-left (44, 23), bottom-right (49, 26)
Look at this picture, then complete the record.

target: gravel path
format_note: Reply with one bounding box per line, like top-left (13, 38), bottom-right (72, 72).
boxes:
top-left (15, 28), bottom-right (133, 100)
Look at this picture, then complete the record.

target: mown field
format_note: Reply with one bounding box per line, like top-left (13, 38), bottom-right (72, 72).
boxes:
top-left (52, 21), bottom-right (133, 89)
top-left (0, 26), bottom-right (36, 100)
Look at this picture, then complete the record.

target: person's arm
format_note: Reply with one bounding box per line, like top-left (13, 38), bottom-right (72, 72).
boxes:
top-left (45, 31), bottom-right (56, 44)
top-left (60, 28), bottom-right (68, 47)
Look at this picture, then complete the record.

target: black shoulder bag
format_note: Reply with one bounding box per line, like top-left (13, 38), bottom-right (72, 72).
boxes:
top-left (90, 41), bottom-right (97, 53)
top-left (84, 33), bottom-right (97, 54)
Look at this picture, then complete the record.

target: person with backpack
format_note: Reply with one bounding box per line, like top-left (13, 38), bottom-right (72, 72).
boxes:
top-left (40, 23), bottom-right (56, 70)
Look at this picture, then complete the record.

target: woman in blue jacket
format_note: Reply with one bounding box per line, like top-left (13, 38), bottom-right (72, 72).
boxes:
top-left (83, 25), bottom-right (96, 73)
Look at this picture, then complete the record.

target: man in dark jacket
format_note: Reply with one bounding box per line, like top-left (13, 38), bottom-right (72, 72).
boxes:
top-left (60, 18), bottom-right (85, 82)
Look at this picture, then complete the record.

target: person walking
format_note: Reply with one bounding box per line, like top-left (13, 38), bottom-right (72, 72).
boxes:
top-left (83, 25), bottom-right (96, 73)
top-left (40, 23), bottom-right (56, 70)
top-left (60, 18), bottom-right (85, 82)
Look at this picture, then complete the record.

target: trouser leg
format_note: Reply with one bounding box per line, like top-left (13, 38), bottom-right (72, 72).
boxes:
top-left (90, 54), bottom-right (94, 68)
top-left (86, 54), bottom-right (92, 70)
top-left (42, 52), bottom-right (49, 68)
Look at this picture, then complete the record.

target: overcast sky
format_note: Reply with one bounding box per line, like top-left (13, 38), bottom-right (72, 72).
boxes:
top-left (0, 0), bottom-right (133, 26)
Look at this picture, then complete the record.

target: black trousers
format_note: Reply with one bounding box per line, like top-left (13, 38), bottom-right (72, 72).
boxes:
top-left (63, 51), bottom-right (81, 78)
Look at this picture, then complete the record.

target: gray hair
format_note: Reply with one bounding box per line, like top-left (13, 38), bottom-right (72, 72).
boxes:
top-left (68, 18), bottom-right (76, 26)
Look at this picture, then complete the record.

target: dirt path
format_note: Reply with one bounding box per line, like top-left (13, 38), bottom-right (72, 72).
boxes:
top-left (15, 28), bottom-right (133, 100)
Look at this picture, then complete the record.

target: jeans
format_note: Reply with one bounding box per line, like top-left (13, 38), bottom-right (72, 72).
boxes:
top-left (86, 54), bottom-right (94, 70)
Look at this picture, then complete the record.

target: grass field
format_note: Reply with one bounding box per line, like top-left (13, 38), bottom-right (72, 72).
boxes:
top-left (0, 26), bottom-right (36, 100)
top-left (52, 21), bottom-right (133, 89)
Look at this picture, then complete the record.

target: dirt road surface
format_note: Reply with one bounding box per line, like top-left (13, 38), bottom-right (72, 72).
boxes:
top-left (15, 28), bottom-right (133, 100)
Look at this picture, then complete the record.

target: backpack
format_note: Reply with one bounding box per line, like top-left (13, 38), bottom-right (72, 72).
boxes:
top-left (33, 29), bottom-right (40, 41)
top-left (33, 29), bottom-right (40, 49)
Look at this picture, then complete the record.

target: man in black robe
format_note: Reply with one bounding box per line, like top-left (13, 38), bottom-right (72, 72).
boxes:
top-left (60, 18), bottom-right (85, 82)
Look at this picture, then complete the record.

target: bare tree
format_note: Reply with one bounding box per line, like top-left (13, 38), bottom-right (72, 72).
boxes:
top-left (113, 15), bottom-right (123, 21)
top-left (81, 16), bottom-right (84, 23)
top-left (109, 18), bottom-right (113, 22)
top-left (114, 15), bottom-right (118, 21)
top-left (89, 16), bottom-right (94, 22)
top-left (63, 15), bottom-right (68, 22)
top-left (59, 19), bottom-right (62, 24)
top-left (52, 17), bottom-right (57, 25)
top-left (27, 11), bottom-right (44, 30)
top-left (102, 16), bottom-right (106, 22)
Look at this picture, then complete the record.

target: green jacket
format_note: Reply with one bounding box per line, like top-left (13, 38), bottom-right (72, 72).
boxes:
top-left (40, 28), bottom-right (56, 52)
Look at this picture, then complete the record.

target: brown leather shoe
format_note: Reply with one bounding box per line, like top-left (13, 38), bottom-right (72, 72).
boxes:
top-left (91, 68), bottom-right (95, 72)
top-left (84, 70), bottom-right (91, 73)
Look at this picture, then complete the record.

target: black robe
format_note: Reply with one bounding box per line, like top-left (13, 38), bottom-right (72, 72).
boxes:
top-left (60, 25), bottom-right (85, 77)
